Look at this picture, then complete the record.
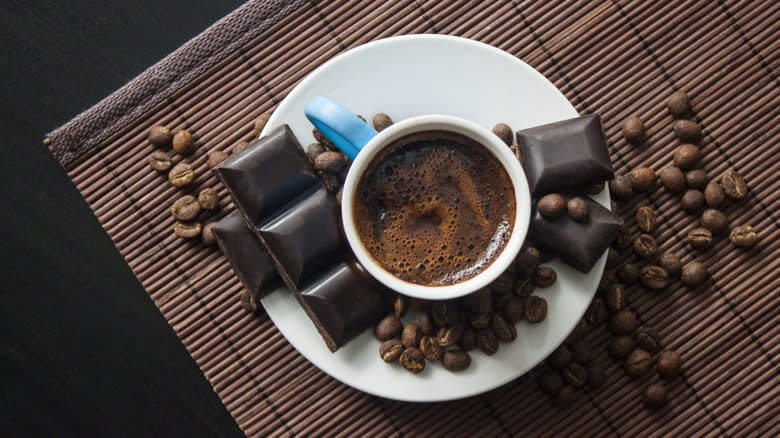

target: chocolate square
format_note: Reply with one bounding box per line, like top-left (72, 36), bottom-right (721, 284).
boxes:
top-left (516, 114), bottom-right (614, 196)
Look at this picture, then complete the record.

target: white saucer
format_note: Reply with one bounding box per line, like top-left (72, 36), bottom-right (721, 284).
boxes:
top-left (261, 35), bottom-right (608, 402)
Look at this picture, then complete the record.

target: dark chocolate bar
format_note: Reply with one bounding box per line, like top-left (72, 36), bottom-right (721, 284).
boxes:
top-left (211, 212), bottom-right (282, 311)
top-left (516, 114), bottom-right (614, 196)
top-left (528, 195), bottom-right (623, 273)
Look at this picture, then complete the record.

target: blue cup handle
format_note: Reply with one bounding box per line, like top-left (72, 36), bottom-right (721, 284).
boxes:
top-left (304, 96), bottom-right (378, 160)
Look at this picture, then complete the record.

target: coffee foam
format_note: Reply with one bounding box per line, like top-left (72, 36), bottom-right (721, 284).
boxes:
top-left (353, 131), bottom-right (515, 286)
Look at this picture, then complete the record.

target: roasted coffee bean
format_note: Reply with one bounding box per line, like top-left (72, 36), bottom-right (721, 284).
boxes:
top-left (640, 265), bottom-right (669, 290)
top-left (253, 113), bottom-right (271, 137)
top-left (612, 223), bottom-right (631, 250)
top-left (198, 188), bottom-right (219, 211)
top-left (636, 206), bottom-right (657, 233)
top-left (149, 151), bottom-right (172, 172)
top-left (572, 341), bottom-right (593, 365)
top-left (168, 162), bottom-right (195, 187)
top-left (563, 363), bottom-right (589, 388)
top-left (502, 296), bottom-right (525, 323)
top-left (491, 314), bottom-right (516, 342)
top-left (681, 189), bottom-right (705, 213)
top-left (548, 345), bottom-right (573, 369)
top-left (206, 150), bottom-right (229, 169)
top-left (625, 348), bottom-right (654, 378)
top-left (148, 125), bottom-right (173, 148)
top-left (374, 315), bottom-right (402, 341)
top-left (401, 323), bottom-right (422, 348)
top-left (525, 296), bottom-right (548, 323)
top-left (540, 370), bottom-right (564, 395)
top-left (172, 129), bottom-right (195, 156)
top-left (704, 181), bottom-right (726, 209)
top-left (464, 287), bottom-right (492, 314)
top-left (393, 295), bottom-right (408, 318)
top-left (171, 195), bottom-right (201, 221)
top-left (469, 311), bottom-right (492, 329)
top-left (657, 350), bottom-right (682, 378)
top-left (618, 264), bottom-right (640, 284)
top-left (730, 225), bottom-right (758, 248)
top-left (701, 209), bottom-right (728, 235)
top-left (609, 175), bottom-right (634, 200)
top-left (622, 116), bottom-right (645, 145)
top-left (534, 267), bottom-right (557, 288)
top-left (721, 169), bottom-right (747, 199)
top-left (312, 127), bottom-right (335, 150)
top-left (609, 336), bottom-right (635, 360)
top-left (418, 312), bottom-right (436, 335)
top-left (685, 169), bottom-right (708, 190)
top-left (399, 348), bottom-right (426, 374)
top-left (605, 284), bottom-right (626, 312)
top-left (659, 166), bottom-right (687, 194)
top-left (419, 336), bottom-right (444, 361)
top-left (658, 252), bottom-right (682, 278)
top-left (202, 222), bottom-right (218, 246)
top-left (514, 276), bottom-right (536, 299)
top-left (687, 227), bottom-right (713, 251)
top-left (585, 298), bottom-right (607, 325)
top-left (566, 319), bottom-right (588, 345)
top-left (431, 301), bottom-right (459, 327)
top-left (174, 221), bottom-right (201, 239)
top-left (633, 233), bottom-right (658, 258)
top-left (538, 194), bottom-right (566, 219)
top-left (667, 90), bottom-right (692, 118)
top-left (629, 167), bottom-right (656, 192)
top-left (372, 113), bottom-right (393, 132)
top-left (336, 187), bottom-right (344, 204)
top-left (673, 119), bottom-right (702, 143)
top-left (609, 310), bottom-right (639, 335)
top-left (673, 144), bottom-right (701, 170)
top-left (491, 272), bottom-right (514, 295)
top-left (443, 350), bottom-right (472, 372)
top-left (239, 290), bottom-right (258, 313)
top-left (436, 322), bottom-right (464, 347)
top-left (314, 151), bottom-right (348, 173)
top-left (555, 386), bottom-right (577, 408)
top-left (636, 327), bottom-right (661, 352)
top-left (606, 248), bottom-right (620, 269)
top-left (567, 197), bottom-right (589, 222)
top-left (587, 366), bottom-right (606, 389)
top-left (515, 246), bottom-right (541, 277)
top-left (681, 261), bottom-right (708, 288)
top-left (611, 200), bottom-right (618, 212)
top-left (458, 327), bottom-right (477, 351)
top-left (492, 123), bottom-right (513, 146)
top-left (598, 270), bottom-right (617, 294)
top-left (232, 140), bottom-right (251, 156)
top-left (306, 142), bottom-right (325, 163)
top-left (643, 384), bottom-right (667, 409)
top-left (379, 339), bottom-right (404, 363)
top-left (585, 182), bottom-right (605, 195)
top-left (476, 328), bottom-right (499, 356)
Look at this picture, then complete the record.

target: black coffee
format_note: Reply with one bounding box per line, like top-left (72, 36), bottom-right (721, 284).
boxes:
top-left (353, 130), bottom-right (515, 286)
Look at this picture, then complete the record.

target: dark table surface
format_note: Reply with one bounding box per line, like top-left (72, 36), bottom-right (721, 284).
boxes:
top-left (0, 1), bottom-right (248, 436)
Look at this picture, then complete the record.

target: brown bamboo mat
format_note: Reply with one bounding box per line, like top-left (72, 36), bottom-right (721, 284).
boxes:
top-left (45, 0), bottom-right (780, 436)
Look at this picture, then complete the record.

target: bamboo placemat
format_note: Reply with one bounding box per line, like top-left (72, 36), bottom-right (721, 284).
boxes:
top-left (45, 1), bottom-right (780, 436)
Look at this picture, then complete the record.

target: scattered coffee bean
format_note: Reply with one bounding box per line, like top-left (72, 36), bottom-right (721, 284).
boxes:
top-left (658, 252), bottom-right (682, 278)
top-left (563, 363), bottom-right (589, 388)
top-left (148, 125), bottom-right (173, 148)
top-left (469, 311), bottom-right (492, 329)
top-left (572, 341), bottom-right (593, 366)
top-left (555, 385), bottom-right (577, 408)
top-left (622, 116), bottom-right (646, 145)
top-left (436, 322), bottom-right (464, 347)
top-left (379, 339), bottom-right (404, 363)
top-left (418, 336), bottom-right (444, 361)
top-left (525, 296), bottom-right (548, 323)
top-left (567, 197), bottom-right (589, 222)
top-left (172, 129), bottom-right (195, 156)
top-left (335, 187), bottom-right (343, 204)
top-left (681, 261), bottom-right (708, 288)
top-left (618, 264), bottom-right (640, 284)
top-left (681, 189), bottom-right (705, 213)
top-left (401, 323), bottom-right (422, 348)
top-left (312, 127), bottom-right (335, 150)
top-left (356, 114), bottom-right (366, 122)
top-left (491, 314), bottom-right (517, 342)
top-left (515, 246), bottom-right (541, 277)
top-left (548, 345), bottom-right (573, 369)
top-left (314, 151), bottom-right (348, 173)
top-left (198, 188), bottom-right (219, 211)
top-left (585, 297), bottom-right (607, 325)
top-left (704, 181), bottom-right (726, 209)
top-left (540, 370), bottom-right (564, 395)
top-left (659, 167), bottom-right (687, 194)
top-left (667, 90), bottom-right (692, 118)
top-left (605, 284), bottom-right (627, 312)
top-left (171, 195), bottom-right (201, 221)
top-left (609, 310), bottom-right (639, 335)
top-left (636, 206), bottom-right (657, 233)
top-left (418, 312), bottom-right (436, 335)
top-left (587, 366), bottom-right (606, 389)
top-left (149, 151), bottom-right (172, 172)
top-left (232, 140), bottom-right (251, 156)
top-left (464, 287), bottom-right (492, 313)
top-left (393, 295), bottom-right (408, 318)
top-left (687, 227), bottom-right (713, 251)
top-left (443, 350), bottom-right (472, 372)
top-left (374, 315), bottom-right (402, 341)
top-left (643, 384), bottom-right (667, 409)
top-left (609, 336), bottom-right (635, 360)
top-left (628, 167), bottom-right (657, 193)
top-left (730, 225), bottom-right (758, 248)
top-left (399, 347), bottom-right (426, 374)
top-left (566, 319), bottom-right (588, 345)
top-left (534, 267), bottom-right (557, 288)
top-left (657, 350), bottom-right (682, 378)
top-left (673, 119), bottom-right (702, 143)
top-left (205, 150), bottom-right (228, 169)
top-left (613, 223), bottom-right (631, 250)
top-left (606, 248), bottom-right (620, 269)
top-left (585, 182), bottom-right (605, 195)
top-left (306, 142), bottom-right (325, 163)
top-left (174, 221), bottom-right (202, 239)
top-left (685, 169), bottom-right (708, 190)
top-left (635, 327), bottom-right (661, 352)
top-left (673, 144), bottom-right (701, 170)
top-left (431, 301), bottom-right (459, 327)
top-left (476, 328), bottom-right (499, 356)
top-left (502, 296), bottom-right (525, 323)
top-left (253, 114), bottom-right (271, 137)
top-left (721, 169), bottom-right (748, 199)
top-left (701, 209), bottom-right (728, 235)
top-left (168, 162), bottom-right (195, 187)
top-left (538, 194), bottom-right (566, 219)
top-left (640, 265), bottom-right (669, 290)
top-left (598, 271), bottom-right (617, 294)
top-left (491, 272), bottom-right (514, 295)
top-left (372, 113), bottom-right (393, 132)
top-left (633, 233), bottom-right (658, 258)
top-left (202, 221), bottom-right (218, 246)
top-left (492, 123), bottom-right (513, 146)
top-left (625, 348), bottom-right (654, 378)
top-left (609, 175), bottom-right (634, 200)
top-left (458, 328), bottom-right (477, 351)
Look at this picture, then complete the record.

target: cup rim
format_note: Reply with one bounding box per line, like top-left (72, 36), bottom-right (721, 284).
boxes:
top-left (341, 115), bottom-right (531, 300)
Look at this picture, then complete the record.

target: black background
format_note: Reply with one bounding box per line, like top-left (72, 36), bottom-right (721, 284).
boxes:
top-left (1, 1), bottom-right (247, 436)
